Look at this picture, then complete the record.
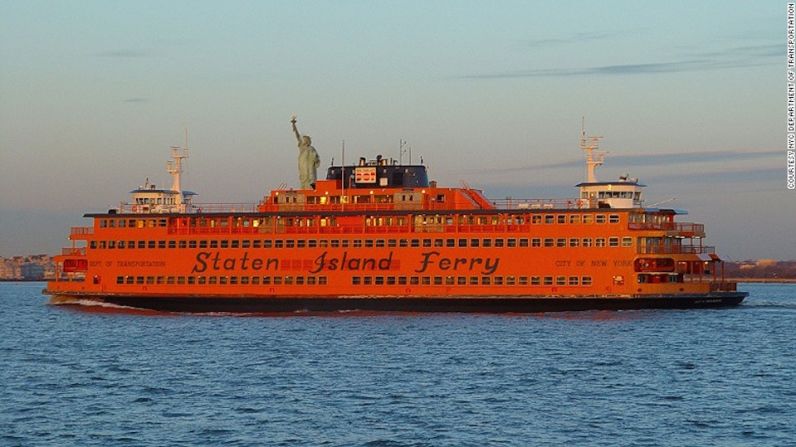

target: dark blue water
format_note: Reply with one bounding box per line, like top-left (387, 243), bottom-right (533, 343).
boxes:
top-left (1, 283), bottom-right (794, 446)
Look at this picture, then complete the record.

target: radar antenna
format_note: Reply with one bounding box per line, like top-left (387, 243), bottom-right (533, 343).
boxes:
top-left (167, 129), bottom-right (190, 203)
top-left (579, 117), bottom-right (605, 183)
top-left (648, 197), bottom-right (677, 207)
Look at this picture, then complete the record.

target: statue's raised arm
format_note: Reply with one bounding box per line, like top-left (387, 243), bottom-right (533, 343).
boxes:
top-left (290, 114), bottom-right (320, 189)
top-left (290, 115), bottom-right (302, 145)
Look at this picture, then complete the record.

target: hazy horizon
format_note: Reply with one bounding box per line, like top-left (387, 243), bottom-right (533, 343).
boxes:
top-left (1, 1), bottom-right (791, 260)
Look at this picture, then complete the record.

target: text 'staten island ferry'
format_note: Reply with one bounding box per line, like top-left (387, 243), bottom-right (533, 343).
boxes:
top-left (45, 121), bottom-right (747, 313)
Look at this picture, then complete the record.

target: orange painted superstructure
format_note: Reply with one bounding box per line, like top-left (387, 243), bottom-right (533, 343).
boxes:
top-left (45, 140), bottom-right (746, 313)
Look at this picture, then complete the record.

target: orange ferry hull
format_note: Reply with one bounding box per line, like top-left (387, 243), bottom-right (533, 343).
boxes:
top-left (48, 292), bottom-right (747, 314)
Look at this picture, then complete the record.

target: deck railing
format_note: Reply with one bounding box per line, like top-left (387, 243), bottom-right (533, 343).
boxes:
top-left (70, 226), bottom-right (93, 235)
top-left (674, 223), bottom-right (705, 235)
top-left (628, 222), bottom-right (705, 235)
top-left (167, 223), bottom-right (547, 236)
top-left (638, 245), bottom-right (715, 255)
top-left (191, 203), bottom-right (257, 213)
top-left (61, 247), bottom-right (87, 256)
top-left (117, 202), bottom-right (257, 214)
top-left (490, 198), bottom-right (583, 209)
top-left (628, 222), bottom-right (676, 230)
top-left (126, 197), bottom-right (587, 214)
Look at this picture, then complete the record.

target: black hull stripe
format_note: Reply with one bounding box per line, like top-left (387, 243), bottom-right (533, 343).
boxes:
top-left (50, 293), bottom-right (748, 314)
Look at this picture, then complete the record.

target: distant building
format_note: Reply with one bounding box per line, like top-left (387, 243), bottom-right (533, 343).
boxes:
top-left (0, 258), bottom-right (21, 280)
top-left (0, 255), bottom-right (56, 280)
top-left (21, 263), bottom-right (45, 280)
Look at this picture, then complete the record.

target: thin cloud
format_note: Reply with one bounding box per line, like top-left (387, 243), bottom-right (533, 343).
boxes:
top-left (95, 49), bottom-right (148, 58)
top-left (644, 166), bottom-right (781, 184)
top-left (476, 150), bottom-right (780, 174)
top-left (465, 59), bottom-right (771, 79)
top-left (122, 97), bottom-right (148, 103)
top-left (690, 44), bottom-right (780, 59)
top-left (463, 43), bottom-right (778, 79)
top-left (521, 31), bottom-right (628, 48)
top-left (610, 150), bottom-right (779, 166)
top-left (477, 166), bottom-right (781, 191)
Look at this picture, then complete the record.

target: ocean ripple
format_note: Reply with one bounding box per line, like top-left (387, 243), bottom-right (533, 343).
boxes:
top-left (0, 282), bottom-right (794, 446)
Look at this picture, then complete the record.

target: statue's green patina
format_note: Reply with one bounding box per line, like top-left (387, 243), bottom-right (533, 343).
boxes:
top-left (291, 115), bottom-right (320, 189)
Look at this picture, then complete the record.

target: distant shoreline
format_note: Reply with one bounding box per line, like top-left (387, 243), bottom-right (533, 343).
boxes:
top-left (0, 279), bottom-right (49, 283)
top-left (725, 278), bottom-right (796, 284)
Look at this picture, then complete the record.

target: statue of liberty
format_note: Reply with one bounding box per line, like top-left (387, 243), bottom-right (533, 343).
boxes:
top-left (291, 115), bottom-right (321, 189)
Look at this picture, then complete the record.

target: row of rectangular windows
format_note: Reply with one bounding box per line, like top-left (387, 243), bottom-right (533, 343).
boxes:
top-left (351, 276), bottom-right (594, 286)
top-left (93, 237), bottom-right (634, 250)
top-left (114, 274), bottom-right (594, 287)
top-left (116, 275), bottom-right (328, 286)
top-left (98, 213), bottom-right (623, 229)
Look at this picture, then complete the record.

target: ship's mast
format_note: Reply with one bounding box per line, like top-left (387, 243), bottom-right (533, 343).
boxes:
top-left (397, 139), bottom-right (412, 165)
top-left (341, 139), bottom-right (346, 211)
top-left (579, 118), bottom-right (605, 183)
top-left (167, 129), bottom-right (190, 205)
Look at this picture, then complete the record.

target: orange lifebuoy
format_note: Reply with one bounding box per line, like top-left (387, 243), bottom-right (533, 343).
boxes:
top-left (132, 205), bottom-right (139, 213)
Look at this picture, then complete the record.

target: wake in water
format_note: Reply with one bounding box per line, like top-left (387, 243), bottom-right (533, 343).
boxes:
top-left (739, 301), bottom-right (796, 311)
top-left (48, 295), bottom-right (164, 316)
top-left (48, 296), bottom-right (372, 317)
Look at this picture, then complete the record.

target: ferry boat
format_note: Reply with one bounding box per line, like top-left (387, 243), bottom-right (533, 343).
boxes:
top-left (45, 127), bottom-right (747, 313)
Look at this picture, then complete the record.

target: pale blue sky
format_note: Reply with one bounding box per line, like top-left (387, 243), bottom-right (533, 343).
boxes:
top-left (0, 1), bottom-right (790, 259)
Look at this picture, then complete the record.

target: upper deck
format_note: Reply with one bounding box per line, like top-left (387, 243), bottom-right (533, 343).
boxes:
top-left (63, 123), bottom-right (704, 243)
